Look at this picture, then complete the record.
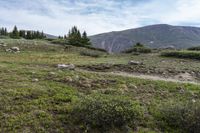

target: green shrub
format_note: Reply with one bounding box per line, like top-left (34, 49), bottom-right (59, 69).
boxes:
top-left (84, 45), bottom-right (107, 52)
top-left (154, 101), bottom-right (200, 133)
top-left (123, 43), bottom-right (152, 54)
top-left (70, 94), bottom-right (144, 131)
top-left (124, 47), bottom-right (151, 54)
top-left (80, 51), bottom-right (101, 58)
top-left (188, 46), bottom-right (200, 51)
top-left (161, 50), bottom-right (200, 60)
top-left (51, 39), bottom-right (68, 45)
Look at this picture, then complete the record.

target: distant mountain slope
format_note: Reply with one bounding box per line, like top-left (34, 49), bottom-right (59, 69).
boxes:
top-left (44, 33), bottom-right (57, 39)
top-left (90, 24), bottom-right (200, 53)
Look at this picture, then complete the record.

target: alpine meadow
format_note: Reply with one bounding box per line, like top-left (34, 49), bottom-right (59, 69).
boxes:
top-left (1, 0), bottom-right (200, 133)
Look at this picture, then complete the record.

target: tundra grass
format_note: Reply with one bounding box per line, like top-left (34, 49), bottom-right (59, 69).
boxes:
top-left (1, 39), bottom-right (200, 132)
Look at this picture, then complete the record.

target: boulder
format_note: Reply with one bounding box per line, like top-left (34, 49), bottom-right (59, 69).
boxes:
top-left (10, 47), bottom-right (20, 52)
top-left (6, 47), bottom-right (20, 53)
top-left (57, 64), bottom-right (75, 70)
top-left (128, 60), bottom-right (142, 65)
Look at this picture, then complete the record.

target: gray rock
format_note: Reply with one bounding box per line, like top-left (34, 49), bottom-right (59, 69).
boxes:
top-left (0, 43), bottom-right (7, 47)
top-left (128, 60), bottom-right (142, 65)
top-left (32, 78), bottom-right (39, 82)
top-left (6, 47), bottom-right (20, 53)
top-left (57, 64), bottom-right (75, 70)
top-left (49, 72), bottom-right (56, 75)
top-left (10, 47), bottom-right (20, 52)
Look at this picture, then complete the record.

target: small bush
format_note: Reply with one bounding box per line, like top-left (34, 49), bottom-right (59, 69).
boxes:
top-left (188, 46), bottom-right (200, 51)
top-left (80, 51), bottom-right (101, 58)
top-left (51, 39), bottom-right (68, 45)
top-left (70, 94), bottom-right (144, 131)
top-left (123, 43), bottom-right (151, 54)
top-left (84, 45), bottom-right (107, 52)
top-left (161, 50), bottom-right (200, 60)
top-left (154, 101), bottom-right (200, 133)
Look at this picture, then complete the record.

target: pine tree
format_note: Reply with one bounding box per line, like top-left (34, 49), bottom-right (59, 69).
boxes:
top-left (26, 31), bottom-right (32, 39)
top-left (19, 30), bottom-right (26, 38)
top-left (81, 31), bottom-right (91, 45)
top-left (10, 26), bottom-right (20, 39)
top-left (4, 28), bottom-right (7, 35)
top-left (40, 31), bottom-right (45, 39)
top-left (0, 28), bottom-right (3, 35)
top-left (67, 26), bottom-right (83, 46)
top-left (0, 27), bottom-right (8, 36)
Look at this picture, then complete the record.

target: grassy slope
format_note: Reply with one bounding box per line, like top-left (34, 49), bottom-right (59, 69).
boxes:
top-left (0, 39), bottom-right (200, 132)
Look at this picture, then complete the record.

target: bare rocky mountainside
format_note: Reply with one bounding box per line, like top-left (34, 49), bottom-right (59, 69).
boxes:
top-left (90, 24), bottom-right (200, 53)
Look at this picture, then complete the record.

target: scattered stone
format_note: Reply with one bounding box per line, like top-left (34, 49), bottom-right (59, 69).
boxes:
top-left (122, 84), bottom-right (128, 89)
top-left (82, 83), bottom-right (92, 88)
top-left (5, 49), bottom-right (12, 52)
top-left (179, 88), bottom-right (185, 94)
top-left (75, 75), bottom-right (79, 80)
top-left (129, 84), bottom-right (138, 89)
top-left (128, 60), bottom-right (142, 65)
top-left (32, 78), bottom-right (39, 82)
top-left (192, 99), bottom-right (196, 103)
top-left (5, 47), bottom-right (20, 53)
top-left (57, 64), bottom-right (75, 70)
top-left (31, 71), bottom-right (36, 74)
top-left (162, 72), bottom-right (166, 75)
top-left (65, 76), bottom-right (73, 82)
top-left (10, 47), bottom-right (20, 52)
top-left (175, 72), bottom-right (193, 81)
top-left (49, 72), bottom-right (56, 75)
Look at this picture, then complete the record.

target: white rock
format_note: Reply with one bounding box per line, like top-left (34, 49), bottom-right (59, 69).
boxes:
top-left (128, 60), bottom-right (142, 65)
top-left (5, 47), bottom-right (20, 53)
top-left (49, 72), bottom-right (56, 75)
top-left (0, 43), bottom-right (6, 46)
top-left (32, 78), bottom-right (39, 82)
top-left (10, 47), bottom-right (20, 52)
top-left (192, 99), bottom-right (196, 103)
top-left (5, 49), bottom-right (11, 52)
top-left (57, 64), bottom-right (75, 70)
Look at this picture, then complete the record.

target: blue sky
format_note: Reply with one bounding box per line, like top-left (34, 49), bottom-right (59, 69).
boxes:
top-left (0, 0), bottom-right (200, 35)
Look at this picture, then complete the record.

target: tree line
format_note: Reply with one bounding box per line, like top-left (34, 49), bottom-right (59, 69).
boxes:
top-left (58, 26), bottom-right (91, 46)
top-left (1, 25), bottom-right (91, 47)
top-left (0, 26), bottom-right (46, 39)
top-left (0, 27), bottom-right (8, 36)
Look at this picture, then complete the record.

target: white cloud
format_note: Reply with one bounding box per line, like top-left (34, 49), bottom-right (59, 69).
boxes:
top-left (0, 0), bottom-right (200, 35)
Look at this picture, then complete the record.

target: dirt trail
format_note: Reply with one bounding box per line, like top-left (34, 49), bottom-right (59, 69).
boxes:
top-left (77, 69), bottom-right (200, 85)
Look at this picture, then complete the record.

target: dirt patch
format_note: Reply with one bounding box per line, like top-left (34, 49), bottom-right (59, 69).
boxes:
top-left (78, 69), bottom-right (200, 85)
top-left (78, 63), bottom-right (200, 83)
top-left (174, 72), bottom-right (194, 81)
top-left (79, 64), bottom-right (195, 77)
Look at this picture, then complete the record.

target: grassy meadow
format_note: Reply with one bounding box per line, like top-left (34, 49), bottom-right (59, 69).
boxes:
top-left (1, 39), bottom-right (200, 132)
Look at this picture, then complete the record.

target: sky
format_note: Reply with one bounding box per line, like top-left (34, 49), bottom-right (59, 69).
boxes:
top-left (0, 0), bottom-right (200, 36)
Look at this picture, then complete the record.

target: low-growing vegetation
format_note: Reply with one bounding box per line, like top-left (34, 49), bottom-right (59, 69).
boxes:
top-left (123, 43), bottom-right (152, 54)
top-left (70, 94), bottom-right (144, 132)
top-left (161, 50), bottom-right (200, 60)
top-left (80, 50), bottom-right (102, 57)
top-left (188, 46), bottom-right (200, 51)
top-left (154, 101), bottom-right (200, 133)
top-left (1, 39), bottom-right (200, 132)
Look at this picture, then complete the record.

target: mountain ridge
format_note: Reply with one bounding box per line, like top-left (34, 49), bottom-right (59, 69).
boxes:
top-left (89, 24), bottom-right (200, 53)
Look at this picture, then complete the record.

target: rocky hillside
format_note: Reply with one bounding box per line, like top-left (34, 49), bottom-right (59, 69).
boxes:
top-left (90, 24), bottom-right (200, 53)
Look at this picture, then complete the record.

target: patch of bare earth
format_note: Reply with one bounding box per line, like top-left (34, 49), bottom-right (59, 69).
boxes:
top-left (78, 64), bottom-right (200, 84)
